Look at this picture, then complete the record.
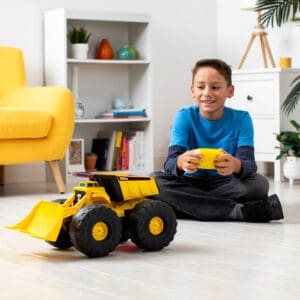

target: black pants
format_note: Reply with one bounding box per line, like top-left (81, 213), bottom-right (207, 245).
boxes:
top-left (151, 171), bottom-right (269, 221)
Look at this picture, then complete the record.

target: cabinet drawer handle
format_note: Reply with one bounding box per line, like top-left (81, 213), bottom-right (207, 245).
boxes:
top-left (246, 95), bottom-right (253, 101)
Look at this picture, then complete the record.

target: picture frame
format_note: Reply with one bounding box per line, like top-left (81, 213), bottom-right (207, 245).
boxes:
top-left (66, 138), bottom-right (85, 177)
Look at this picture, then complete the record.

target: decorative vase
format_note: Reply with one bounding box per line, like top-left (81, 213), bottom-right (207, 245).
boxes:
top-left (85, 154), bottom-right (98, 171)
top-left (75, 102), bottom-right (85, 119)
top-left (71, 44), bottom-right (89, 59)
top-left (97, 38), bottom-right (114, 59)
top-left (112, 98), bottom-right (128, 110)
top-left (117, 45), bottom-right (137, 60)
top-left (283, 156), bottom-right (300, 185)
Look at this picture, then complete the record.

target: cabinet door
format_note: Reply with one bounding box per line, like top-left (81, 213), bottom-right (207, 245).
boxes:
top-left (228, 78), bottom-right (275, 116)
top-left (229, 74), bottom-right (277, 159)
top-left (253, 118), bottom-right (277, 159)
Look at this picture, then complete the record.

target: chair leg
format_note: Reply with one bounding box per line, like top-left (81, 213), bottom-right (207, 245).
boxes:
top-left (0, 165), bottom-right (4, 185)
top-left (48, 161), bottom-right (66, 194)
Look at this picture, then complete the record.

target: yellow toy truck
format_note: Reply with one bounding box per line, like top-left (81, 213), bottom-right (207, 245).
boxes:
top-left (7, 173), bottom-right (177, 258)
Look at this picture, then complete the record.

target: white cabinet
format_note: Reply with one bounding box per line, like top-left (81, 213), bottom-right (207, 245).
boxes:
top-left (44, 9), bottom-right (153, 182)
top-left (228, 68), bottom-right (300, 182)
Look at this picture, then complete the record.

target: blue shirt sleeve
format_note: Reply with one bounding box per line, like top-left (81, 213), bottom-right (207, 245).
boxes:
top-left (236, 112), bottom-right (254, 148)
top-left (163, 145), bottom-right (186, 175)
top-left (170, 109), bottom-right (192, 148)
top-left (235, 146), bottom-right (257, 179)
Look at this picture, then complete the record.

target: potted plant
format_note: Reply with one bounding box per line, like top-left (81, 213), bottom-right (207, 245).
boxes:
top-left (68, 26), bottom-right (92, 59)
top-left (275, 81), bottom-right (300, 183)
top-left (275, 120), bottom-right (300, 184)
top-left (84, 152), bottom-right (98, 171)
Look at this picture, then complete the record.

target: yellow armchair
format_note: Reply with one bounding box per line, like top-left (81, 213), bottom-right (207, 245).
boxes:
top-left (0, 46), bottom-right (74, 193)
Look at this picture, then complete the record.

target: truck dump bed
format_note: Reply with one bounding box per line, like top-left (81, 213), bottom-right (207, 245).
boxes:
top-left (94, 174), bottom-right (159, 201)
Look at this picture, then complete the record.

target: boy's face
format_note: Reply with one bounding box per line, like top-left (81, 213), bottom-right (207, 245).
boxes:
top-left (190, 66), bottom-right (234, 120)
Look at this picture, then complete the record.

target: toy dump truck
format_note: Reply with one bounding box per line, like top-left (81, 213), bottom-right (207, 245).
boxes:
top-left (7, 173), bottom-right (177, 258)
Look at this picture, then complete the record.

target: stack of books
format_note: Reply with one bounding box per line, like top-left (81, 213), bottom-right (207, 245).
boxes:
top-left (112, 108), bottom-right (147, 118)
top-left (92, 130), bottom-right (145, 172)
top-left (97, 109), bottom-right (147, 119)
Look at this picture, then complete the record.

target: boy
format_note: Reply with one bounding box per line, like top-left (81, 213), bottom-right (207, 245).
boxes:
top-left (152, 59), bottom-right (284, 222)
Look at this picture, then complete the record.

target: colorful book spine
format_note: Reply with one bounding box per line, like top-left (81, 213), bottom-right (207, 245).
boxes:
top-left (112, 131), bottom-right (123, 170)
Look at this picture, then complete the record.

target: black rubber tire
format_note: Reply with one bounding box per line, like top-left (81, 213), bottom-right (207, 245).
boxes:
top-left (46, 199), bottom-right (73, 250)
top-left (69, 204), bottom-right (122, 257)
top-left (127, 199), bottom-right (177, 251)
top-left (119, 217), bottom-right (130, 243)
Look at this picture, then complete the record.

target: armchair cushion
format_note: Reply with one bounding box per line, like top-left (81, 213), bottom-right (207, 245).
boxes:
top-left (0, 86), bottom-right (74, 164)
top-left (0, 108), bottom-right (52, 139)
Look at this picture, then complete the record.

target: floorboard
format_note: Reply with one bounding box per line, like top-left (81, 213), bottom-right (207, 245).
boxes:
top-left (0, 179), bottom-right (299, 300)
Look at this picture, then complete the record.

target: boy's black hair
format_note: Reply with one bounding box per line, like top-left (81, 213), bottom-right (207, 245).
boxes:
top-left (192, 58), bottom-right (232, 86)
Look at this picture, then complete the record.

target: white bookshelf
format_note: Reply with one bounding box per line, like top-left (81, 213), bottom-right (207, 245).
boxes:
top-left (44, 8), bottom-right (153, 183)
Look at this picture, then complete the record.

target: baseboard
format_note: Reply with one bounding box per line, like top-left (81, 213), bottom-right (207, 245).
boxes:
top-left (3, 163), bottom-right (46, 183)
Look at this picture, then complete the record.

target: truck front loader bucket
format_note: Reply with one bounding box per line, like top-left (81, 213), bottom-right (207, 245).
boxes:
top-left (6, 201), bottom-right (64, 242)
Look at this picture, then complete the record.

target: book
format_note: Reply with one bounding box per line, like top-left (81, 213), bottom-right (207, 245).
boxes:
top-left (96, 109), bottom-right (147, 119)
top-left (101, 130), bottom-right (123, 171)
top-left (116, 133), bottom-right (130, 171)
top-left (128, 131), bottom-right (145, 171)
top-left (95, 130), bottom-right (144, 171)
top-left (112, 108), bottom-right (147, 117)
top-left (121, 134), bottom-right (130, 170)
top-left (112, 131), bottom-right (123, 170)
top-left (136, 131), bottom-right (145, 169)
top-left (104, 131), bottom-right (117, 171)
top-left (92, 138), bottom-right (109, 170)
top-left (96, 111), bottom-right (113, 119)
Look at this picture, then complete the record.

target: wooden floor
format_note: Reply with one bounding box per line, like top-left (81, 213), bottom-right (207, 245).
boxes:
top-left (0, 178), bottom-right (300, 300)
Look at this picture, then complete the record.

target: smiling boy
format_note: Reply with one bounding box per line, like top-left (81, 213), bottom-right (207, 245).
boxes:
top-left (152, 59), bottom-right (284, 222)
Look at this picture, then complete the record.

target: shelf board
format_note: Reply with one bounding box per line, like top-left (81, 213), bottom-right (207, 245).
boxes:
top-left (75, 117), bottom-right (151, 124)
top-left (67, 59), bottom-right (150, 65)
top-left (64, 9), bottom-right (150, 23)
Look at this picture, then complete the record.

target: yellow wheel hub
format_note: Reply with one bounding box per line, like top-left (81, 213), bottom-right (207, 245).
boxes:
top-left (92, 221), bottom-right (108, 241)
top-left (149, 216), bottom-right (164, 235)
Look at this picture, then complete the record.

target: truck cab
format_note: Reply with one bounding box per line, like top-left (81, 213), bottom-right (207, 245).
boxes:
top-left (73, 180), bottom-right (111, 205)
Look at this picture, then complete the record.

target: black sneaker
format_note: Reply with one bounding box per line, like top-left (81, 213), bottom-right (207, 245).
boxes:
top-left (241, 194), bottom-right (284, 222)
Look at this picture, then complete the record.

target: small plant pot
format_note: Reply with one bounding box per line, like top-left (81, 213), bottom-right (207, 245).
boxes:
top-left (71, 44), bottom-right (89, 59)
top-left (283, 156), bottom-right (300, 185)
top-left (85, 155), bottom-right (98, 171)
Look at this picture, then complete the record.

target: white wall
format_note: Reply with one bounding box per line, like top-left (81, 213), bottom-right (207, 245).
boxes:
top-left (0, 0), bottom-right (218, 181)
top-left (217, 0), bottom-right (300, 69)
top-left (8, 1), bottom-right (300, 181)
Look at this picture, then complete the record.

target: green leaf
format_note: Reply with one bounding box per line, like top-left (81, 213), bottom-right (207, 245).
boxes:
top-left (274, 120), bottom-right (300, 159)
top-left (255, 0), bottom-right (299, 27)
top-left (281, 76), bottom-right (300, 116)
top-left (68, 26), bottom-right (92, 43)
top-left (290, 120), bottom-right (300, 131)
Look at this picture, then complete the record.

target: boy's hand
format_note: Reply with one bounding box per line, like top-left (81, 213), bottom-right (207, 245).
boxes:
top-left (177, 149), bottom-right (201, 173)
top-left (214, 152), bottom-right (241, 176)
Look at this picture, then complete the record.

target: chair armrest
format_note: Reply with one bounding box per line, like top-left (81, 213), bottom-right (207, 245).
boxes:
top-left (1, 86), bottom-right (75, 156)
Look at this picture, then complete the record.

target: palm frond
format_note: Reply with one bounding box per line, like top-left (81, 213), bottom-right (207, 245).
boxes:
top-left (255, 0), bottom-right (298, 27)
top-left (290, 119), bottom-right (300, 131)
top-left (281, 77), bottom-right (300, 115)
